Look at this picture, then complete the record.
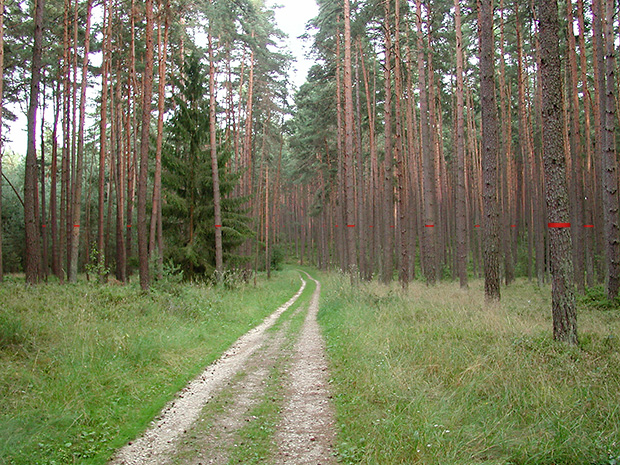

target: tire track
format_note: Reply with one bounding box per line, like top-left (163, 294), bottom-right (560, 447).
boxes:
top-left (274, 273), bottom-right (337, 465)
top-left (109, 277), bottom-right (306, 465)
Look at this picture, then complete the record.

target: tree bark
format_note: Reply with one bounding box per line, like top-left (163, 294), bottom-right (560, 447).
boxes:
top-left (380, 4), bottom-right (394, 283)
top-left (416, 0), bottom-right (436, 285)
top-left (537, 0), bottom-right (578, 344)
top-left (208, 11), bottom-right (224, 281)
top-left (68, 0), bottom-right (93, 282)
top-left (150, 1), bottom-right (168, 278)
top-left (343, 0), bottom-right (357, 282)
top-left (114, 76), bottom-right (126, 283)
top-left (138, 0), bottom-right (155, 290)
top-left (24, 0), bottom-right (45, 285)
top-left (566, 0), bottom-right (585, 292)
top-left (479, 0), bottom-right (501, 301)
top-left (597, 0), bottom-right (620, 299)
top-left (455, 0), bottom-right (467, 288)
top-left (0, 0), bottom-right (4, 282)
top-left (50, 81), bottom-right (62, 280)
top-left (393, 0), bottom-right (408, 288)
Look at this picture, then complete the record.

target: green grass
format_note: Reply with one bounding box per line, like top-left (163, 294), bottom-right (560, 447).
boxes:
top-left (318, 272), bottom-right (620, 465)
top-left (0, 270), bottom-right (302, 465)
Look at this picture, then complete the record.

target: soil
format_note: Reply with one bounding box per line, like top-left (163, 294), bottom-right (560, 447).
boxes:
top-left (108, 273), bottom-right (336, 465)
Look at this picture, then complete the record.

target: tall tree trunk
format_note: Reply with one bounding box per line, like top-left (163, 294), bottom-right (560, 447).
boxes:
top-left (455, 0), bottom-right (467, 288)
top-left (50, 81), bottom-right (62, 279)
top-left (596, 0), bottom-right (620, 299)
top-left (537, 0), bottom-right (578, 344)
top-left (577, 0), bottom-right (595, 287)
top-left (114, 76), bottom-right (126, 283)
top-left (68, 0), bottom-right (93, 282)
top-left (393, 0), bottom-right (408, 288)
top-left (40, 77), bottom-right (48, 278)
top-left (209, 13), bottom-right (224, 281)
top-left (381, 4), bottom-right (394, 283)
top-left (0, 0), bottom-right (4, 282)
top-left (359, 39), bottom-right (379, 278)
top-left (265, 166), bottom-right (270, 278)
top-left (137, 0), bottom-right (155, 290)
top-left (566, 0), bottom-right (585, 292)
top-left (24, 0), bottom-right (45, 285)
top-left (354, 51), bottom-right (367, 280)
top-left (343, 0), bottom-right (357, 281)
top-left (335, 31), bottom-right (346, 271)
top-left (126, 0), bottom-right (138, 278)
top-left (480, 0), bottom-right (501, 301)
top-left (498, 2), bottom-right (515, 285)
top-left (150, 1), bottom-right (168, 277)
top-left (416, 0), bottom-right (436, 284)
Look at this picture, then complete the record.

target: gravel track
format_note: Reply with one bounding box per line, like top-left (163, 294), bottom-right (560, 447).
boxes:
top-left (109, 272), bottom-right (336, 465)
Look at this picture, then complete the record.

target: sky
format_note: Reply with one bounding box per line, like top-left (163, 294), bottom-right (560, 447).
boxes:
top-left (5, 0), bottom-right (319, 156)
top-left (268, 0), bottom-right (319, 89)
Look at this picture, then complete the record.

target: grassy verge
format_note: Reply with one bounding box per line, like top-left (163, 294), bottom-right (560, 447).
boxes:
top-left (318, 272), bottom-right (620, 465)
top-left (0, 270), bottom-right (301, 465)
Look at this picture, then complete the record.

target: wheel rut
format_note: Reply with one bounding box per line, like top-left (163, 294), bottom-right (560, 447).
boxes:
top-left (109, 273), bottom-right (336, 465)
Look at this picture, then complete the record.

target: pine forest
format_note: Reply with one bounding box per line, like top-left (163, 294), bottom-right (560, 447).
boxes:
top-left (1, 0), bottom-right (620, 463)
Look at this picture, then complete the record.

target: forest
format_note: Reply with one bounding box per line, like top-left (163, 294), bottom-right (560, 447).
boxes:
top-left (1, 0), bottom-right (619, 312)
top-left (1, 0), bottom-right (620, 463)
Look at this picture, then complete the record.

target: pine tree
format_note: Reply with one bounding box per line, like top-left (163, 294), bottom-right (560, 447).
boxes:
top-left (24, 0), bottom-right (46, 285)
top-left (537, 0), bottom-right (578, 344)
top-left (479, 0), bottom-right (501, 301)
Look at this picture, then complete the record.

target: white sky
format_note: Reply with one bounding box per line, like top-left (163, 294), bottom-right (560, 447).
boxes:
top-left (268, 0), bottom-right (318, 89)
top-left (6, 1), bottom-right (318, 156)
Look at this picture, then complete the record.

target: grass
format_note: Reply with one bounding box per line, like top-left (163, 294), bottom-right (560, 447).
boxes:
top-left (0, 270), bottom-right (302, 465)
top-left (318, 272), bottom-right (620, 465)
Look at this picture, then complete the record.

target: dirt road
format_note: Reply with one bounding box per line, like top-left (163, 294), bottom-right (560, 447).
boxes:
top-left (109, 273), bottom-right (336, 465)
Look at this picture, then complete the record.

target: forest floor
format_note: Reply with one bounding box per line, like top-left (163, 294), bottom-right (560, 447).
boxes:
top-left (108, 272), bottom-right (337, 465)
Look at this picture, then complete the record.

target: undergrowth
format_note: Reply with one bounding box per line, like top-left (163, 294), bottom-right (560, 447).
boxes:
top-left (0, 270), bottom-right (301, 465)
top-left (319, 273), bottom-right (620, 465)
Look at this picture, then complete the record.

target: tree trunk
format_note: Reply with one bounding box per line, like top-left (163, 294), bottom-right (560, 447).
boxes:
top-left (354, 51), bottom-right (367, 280)
top-left (479, 0), bottom-right (501, 301)
top-left (566, 0), bottom-right (585, 292)
top-left (498, 2), bottom-right (515, 286)
top-left (24, 0), bottom-right (45, 285)
top-left (208, 16), bottom-right (224, 282)
top-left (537, 0), bottom-right (578, 344)
top-left (0, 0), bottom-right (4, 282)
top-left (114, 77), bottom-right (126, 283)
top-left (597, 0), bottom-right (620, 299)
top-left (416, 0), bottom-right (436, 285)
top-left (343, 0), bottom-right (357, 281)
top-left (68, 0), bottom-right (93, 282)
top-left (359, 39), bottom-right (379, 278)
top-left (40, 76), bottom-right (48, 278)
top-left (138, 0), bottom-right (155, 290)
top-left (150, 1), bottom-right (168, 278)
top-left (50, 81), bottom-right (62, 280)
top-left (380, 5), bottom-right (394, 283)
top-left (577, 0), bottom-right (596, 287)
top-left (393, 0), bottom-right (408, 288)
top-left (455, 0), bottom-right (467, 288)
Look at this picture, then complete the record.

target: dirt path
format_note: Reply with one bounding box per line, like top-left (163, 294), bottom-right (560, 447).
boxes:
top-left (109, 273), bottom-right (336, 465)
top-left (273, 274), bottom-right (336, 465)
